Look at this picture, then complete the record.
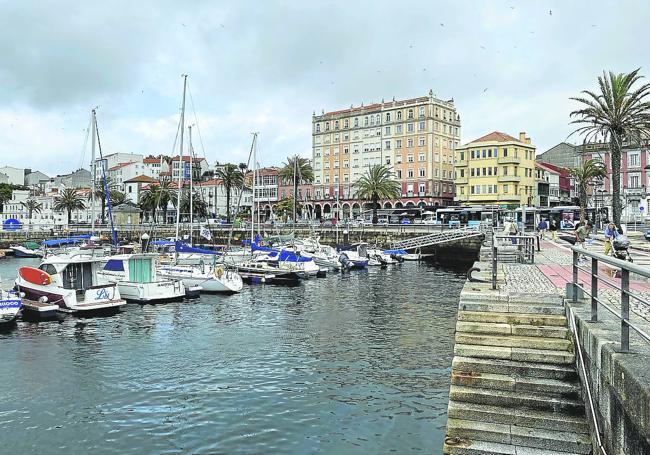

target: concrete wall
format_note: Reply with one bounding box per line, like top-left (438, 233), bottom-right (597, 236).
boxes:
top-left (567, 300), bottom-right (650, 455)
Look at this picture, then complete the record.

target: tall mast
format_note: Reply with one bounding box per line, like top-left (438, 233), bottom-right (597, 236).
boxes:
top-left (293, 156), bottom-right (297, 223)
top-left (189, 125), bottom-right (193, 245)
top-left (91, 109), bottom-right (97, 234)
top-left (251, 132), bottom-right (257, 245)
top-left (175, 74), bottom-right (188, 241)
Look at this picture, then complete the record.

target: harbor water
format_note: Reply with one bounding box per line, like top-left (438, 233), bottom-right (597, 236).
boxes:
top-left (0, 257), bottom-right (466, 454)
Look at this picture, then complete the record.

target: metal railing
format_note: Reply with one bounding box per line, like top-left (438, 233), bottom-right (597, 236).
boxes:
top-left (570, 245), bottom-right (650, 352)
top-left (489, 231), bottom-right (538, 289)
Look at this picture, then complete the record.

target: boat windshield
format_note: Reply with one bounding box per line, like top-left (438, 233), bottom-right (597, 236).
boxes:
top-left (61, 262), bottom-right (95, 290)
top-left (38, 264), bottom-right (58, 275)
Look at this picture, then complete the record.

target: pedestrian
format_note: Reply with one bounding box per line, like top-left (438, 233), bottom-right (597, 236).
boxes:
top-left (537, 218), bottom-right (548, 240)
top-left (548, 218), bottom-right (558, 242)
top-left (603, 222), bottom-right (619, 256)
top-left (503, 217), bottom-right (518, 244)
top-left (575, 221), bottom-right (592, 261)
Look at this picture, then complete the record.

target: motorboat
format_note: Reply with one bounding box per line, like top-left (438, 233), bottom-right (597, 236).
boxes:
top-left (237, 261), bottom-right (302, 285)
top-left (98, 254), bottom-right (186, 303)
top-left (10, 242), bottom-right (43, 258)
top-left (336, 243), bottom-right (370, 269)
top-left (0, 286), bottom-right (22, 325)
top-left (367, 248), bottom-right (405, 265)
top-left (15, 253), bottom-right (126, 316)
top-left (157, 242), bottom-right (244, 293)
top-left (252, 245), bottom-right (320, 278)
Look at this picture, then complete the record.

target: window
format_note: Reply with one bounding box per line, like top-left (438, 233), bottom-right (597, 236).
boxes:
top-left (385, 140), bottom-right (391, 150)
top-left (503, 166), bottom-right (508, 175)
top-left (315, 124), bottom-right (320, 133)
top-left (629, 173), bottom-right (640, 188)
top-left (386, 112), bottom-right (391, 122)
top-left (344, 119), bottom-right (349, 128)
top-left (419, 153), bottom-right (425, 162)
top-left (364, 116), bottom-right (369, 126)
top-left (385, 126), bottom-right (391, 135)
top-left (396, 170), bottom-right (402, 178)
top-left (407, 109), bottom-right (414, 119)
top-left (408, 169), bottom-right (414, 178)
top-left (396, 139), bottom-right (402, 148)
top-left (385, 157), bottom-right (391, 165)
top-left (325, 122), bottom-right (330, 131)
top-left (460, 151), bottom-right (465, 161)
top-left (418, 137), bottom-right (425, 147)
top-left (370, 116), bottom-right (375, 126)
top-left (482, 149), bottom-right (487, 158)
top-left (407, 123), bottom-right (414, 132)
top-left (397, 111), bottom-right (402, 120)
top-left (419, 169), bottom-right (425, 177)
top-left (503, 148), bottom-right (508, 157)
top-left (419, 106), bottom-right (425, 118)
top-left (504, 184), bottom-right (509, 193)
top-left (408, 155), bottom-right (414, 163)
top-left (471, 168), bottom-right (475, 177)
top-left (335, 120), bottom-right (339, 129)
top-left (376, 114), bottom-right (380, 124)
top-left (419, 121), bottom-right (425, 131)
top-left (344, 147), bottom-right (349, 154)
top-left (396, 124), bottom-right (403, 133)
top-left (419, 183), bottom-right (426, 193)
top-left (407, 138), bottom-right (413, 147)
top-left (443, 124), bottom-right (447, 134)
top-left (354, 118), bottom-right (359, 127)
top-left (629, 152), bottom-right (640, 167)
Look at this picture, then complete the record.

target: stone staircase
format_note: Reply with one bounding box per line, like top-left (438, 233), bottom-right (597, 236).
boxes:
top-left (444, 282), bottom-right (592, 454)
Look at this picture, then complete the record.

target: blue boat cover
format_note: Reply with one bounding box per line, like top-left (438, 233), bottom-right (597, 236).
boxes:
top-left (42, 235), bottom-right (92, 246)
top-left (383, 249), bottom-right (407, 255)
top-left (152, 240), bottom-right (175, 246)
top-left (174, 241), bottom-right (221, 255)
top-left (104, 259), bottom-right (125, 271)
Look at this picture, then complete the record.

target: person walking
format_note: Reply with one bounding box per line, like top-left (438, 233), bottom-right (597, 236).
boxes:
top-left (549, 218), bottom-right (559, 242)
top-left (537, 218), bottom-right (548, 240)
top-left (503, 217), bottom-right (518, 244)
top-left (603, 222), bottom-right (619, 256)
top-left (575, 221), bottom-right (592, 262)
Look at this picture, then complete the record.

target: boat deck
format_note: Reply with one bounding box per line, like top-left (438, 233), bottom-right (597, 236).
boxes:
top-left (22, 299), bottom-right (58, 313)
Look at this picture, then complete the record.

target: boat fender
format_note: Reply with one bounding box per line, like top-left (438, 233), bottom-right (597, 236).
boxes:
top-left (214, 266), bottom-right (224, 279)
top-left (467, 266), bottom-right (488, 283)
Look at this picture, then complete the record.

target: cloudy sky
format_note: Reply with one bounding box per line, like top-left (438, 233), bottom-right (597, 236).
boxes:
top-left (0, 0), bottom-right (647, 175)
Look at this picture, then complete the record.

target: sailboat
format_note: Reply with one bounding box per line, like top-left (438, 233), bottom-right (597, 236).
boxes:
top-left (155, 75), bottom-right (243, 294)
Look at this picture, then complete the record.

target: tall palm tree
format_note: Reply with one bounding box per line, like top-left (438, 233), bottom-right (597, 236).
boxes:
top-left (570, 69), bottom-right (650, 225)
top-left (110, 190), bottom-right (127, 207)
top-left (353, 165), bottom-right (400, 224)
top-left (54, 188), bottom-right (86, 224)
top-left (568, 159), bottom-right (608, 223)
top-left (180, 191), bottom-right (208, 220)
top-left (138, 180), bottom-right (175, 223)
top-left (139, 185), bottom-right (161, 222)
top-left (215, 164), bottom-right (244, 223)
top-left (279, 155), bottom-right (314, 222)
top-left (156, 180), bottom-right (176, 224)
top-left (21, 197), bottom-right (43, 232)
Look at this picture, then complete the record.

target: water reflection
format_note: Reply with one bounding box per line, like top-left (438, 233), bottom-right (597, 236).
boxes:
top-left (0, 257), bottom-right (466, 454)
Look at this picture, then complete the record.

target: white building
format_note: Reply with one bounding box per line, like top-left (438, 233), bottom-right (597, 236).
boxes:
top-left (196, 179), bottom-right (253, 218)
top-left (124, 175), bottom-right (158, 204)
top-left (102, 153), bottom-right (144, 170)
top-left (25, 171), bottom-right (49, 189)
top-left (170, 156), bottom-right (209, 182)
top-left (107, 162), bottom-right (150, 191)
top-left (0, 166), bottom-right (25, 186)
top-left (142, 156), bottom-right (170, 180)
top-left (0, 173), bottom-right (8, 184)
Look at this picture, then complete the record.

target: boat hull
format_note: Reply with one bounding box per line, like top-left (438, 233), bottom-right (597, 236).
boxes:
top-left (158, 266), bottom-right (243, 293)
top-left (11, 247), bottom-right (43, 258)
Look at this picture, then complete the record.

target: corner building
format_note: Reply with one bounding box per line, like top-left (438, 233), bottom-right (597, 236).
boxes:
top-left (311, 91), bottom-right (460, 220)
top-left (454, 131), bottom-right (536, 208)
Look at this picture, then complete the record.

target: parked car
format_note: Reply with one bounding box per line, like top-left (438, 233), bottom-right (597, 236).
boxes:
top-left (644, 229), bottom-right (650, 241)
top-left (321, 220), bottom-right (333, 227)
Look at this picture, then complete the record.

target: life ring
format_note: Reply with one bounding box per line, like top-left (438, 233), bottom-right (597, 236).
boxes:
top-left (214, 266), bottom-right (224, 279)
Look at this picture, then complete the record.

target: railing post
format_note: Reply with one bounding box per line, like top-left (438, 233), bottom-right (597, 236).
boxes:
top-left (591, 258), bottom-right (598, 322)
top-left (492, 231), bottom-right (497, 290)
top-left (621, 269), bottom-right (630, 352)
top-left (572, 250), bottom-right (579, 303)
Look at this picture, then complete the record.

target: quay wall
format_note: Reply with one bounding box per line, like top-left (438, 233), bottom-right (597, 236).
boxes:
top-left (567, 300), bottom-right (650, 455)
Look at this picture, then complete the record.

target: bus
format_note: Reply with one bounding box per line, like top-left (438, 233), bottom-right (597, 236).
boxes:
top-left (435, 206), bottom-right (505, 228)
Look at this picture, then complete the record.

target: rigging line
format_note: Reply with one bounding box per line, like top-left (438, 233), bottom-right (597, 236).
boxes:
top-left (187, 83), bottom-right (207, 159)
top-left (93, 114), bottom-right (117, 246)
top-left (78, 117), bottom-right (92, 171)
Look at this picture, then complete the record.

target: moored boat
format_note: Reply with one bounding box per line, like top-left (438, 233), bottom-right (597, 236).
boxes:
top-left (10, 242), bottom-right (44, 258)
top-left (237, 261), bottom-right (302, 285)
top-left (98, 254), bottom-right (186, 304)
top-left (0, 287), bottom-right (22, 325)
top-left (15, 254), bottom-right (126, 316)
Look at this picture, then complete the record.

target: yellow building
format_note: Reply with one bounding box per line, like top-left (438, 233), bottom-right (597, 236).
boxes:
top-left (454, 131), bottom-right (536, 208)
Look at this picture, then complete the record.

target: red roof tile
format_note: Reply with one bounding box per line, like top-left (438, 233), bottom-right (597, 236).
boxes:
top-left (108, 162), bottom-right (136, 171)
top-left (124, 175), bottom-right (158, 184)
top-left (468, 131), bottom-right (522, 144)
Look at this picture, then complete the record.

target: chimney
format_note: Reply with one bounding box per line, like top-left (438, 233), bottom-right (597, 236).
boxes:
top-left (519, 132), bottom-right (526, 142)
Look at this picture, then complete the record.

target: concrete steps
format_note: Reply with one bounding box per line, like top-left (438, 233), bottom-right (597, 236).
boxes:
top-left (444, 276), bottom-right (591, 454)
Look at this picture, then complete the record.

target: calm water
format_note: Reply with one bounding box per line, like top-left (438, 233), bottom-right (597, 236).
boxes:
top-left (0, 257), bottom-right (465, 455)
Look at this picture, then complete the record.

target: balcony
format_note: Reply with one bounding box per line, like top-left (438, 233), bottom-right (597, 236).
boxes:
top-left (498, 175), bottom-right (521, 183)
top-left (455, 159), bottom-right (468, 167)
top-left (497, 156), bottom-right (521, 165)
top-left (456, 177), bottom-right (468, 185)
top-left (498, 194), bottom-right (522, 202)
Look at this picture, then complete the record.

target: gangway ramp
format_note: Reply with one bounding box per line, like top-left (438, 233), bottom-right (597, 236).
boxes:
top-left (391, 227), bottom-right (484, 251)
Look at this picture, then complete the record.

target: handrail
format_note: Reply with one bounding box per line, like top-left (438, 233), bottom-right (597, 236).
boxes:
top-left (570, 245), bottom-right (650, 352)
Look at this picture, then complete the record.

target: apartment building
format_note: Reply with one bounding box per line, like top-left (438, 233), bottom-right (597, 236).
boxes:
top-left (454, 131), bottom-right (537, 207)
top-left (311, 90), bottom-right (460, 219)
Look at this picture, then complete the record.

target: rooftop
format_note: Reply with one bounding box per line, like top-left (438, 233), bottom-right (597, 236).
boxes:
top-left (124, 175), bottom-right (158, 184)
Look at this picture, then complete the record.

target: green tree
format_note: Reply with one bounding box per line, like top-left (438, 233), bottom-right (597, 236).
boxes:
top-left (0, 183), bottom-right (13, 212)
top-left (54, 188), bottom-right (87, 224)
top-left (279, 155), bottom-right (314, 222)
top-left (353, 165), bottom-right (400, 224)
top-left (109, 190), bottom-right (127, 207)
top-left (215, 164), bottom-right (244, 223)
top-left (139, 185), bottom-right (160, 222)
top-left (570, 69), bottom-right (650, 225)
top-left (89, 177), bottom-right (116, 223)
top-left (21, 197), bottom-right (43, 232)
top-left (568, 159), bottom-right (608, 223)
top-left (272, 197), bottom-right (295, 221)
top-left (180, 191), bottom-right (208, 220)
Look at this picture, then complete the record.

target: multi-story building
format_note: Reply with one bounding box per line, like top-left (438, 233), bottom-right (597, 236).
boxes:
top-left (535, 162), bottom-right (573, 206)
top-left (311, 90), bottom-right (460, 219)
top-left (536, 142), bottom-right (580, 169)
top-left (454, 131), bottom-right (537, 208)
top-left (195, 179), bottom-right (253, 218)
top-left (50, 168), bottom-right (92, 190)
top-left (252, 167), bottom-right (279, 220)
top-left (142, 155), bottom-right (170, 180)
top-left (0, 166), bottom-right (26, 186)
top-left (170, 156), bottom-right (209, 182)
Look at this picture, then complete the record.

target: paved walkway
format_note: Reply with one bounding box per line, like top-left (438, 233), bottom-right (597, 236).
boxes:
top-left (503, 239), bottom-right (650, 322)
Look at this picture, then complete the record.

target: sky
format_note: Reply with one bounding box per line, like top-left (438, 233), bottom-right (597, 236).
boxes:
top-left (0, 0), bottom-right (648, 176)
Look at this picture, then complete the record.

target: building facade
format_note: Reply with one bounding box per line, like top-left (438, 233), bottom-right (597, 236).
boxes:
top-left (311, 91), bottom-right (460, 219)
top-left (536, 142), bottom-right (580, 169)
top-left (454, 131), bottom-right (537, 207)
top-left (0, 166), bottom-right (25, 186)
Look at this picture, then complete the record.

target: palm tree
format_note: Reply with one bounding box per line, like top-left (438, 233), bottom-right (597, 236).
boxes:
top-left (570, 69), bottom-right (650, 225)
top-left (156, 180), bottom-right (176, 223)
top-left (109, 190), bottom-right (127, 207)
top-left (139, 185), bottom-right (161, 222)
top-left (353, 165), bottom-right (400, 224)
top-left (138, 180), bottom-right (175, 223)
top-left (279, 155), bottom-right (314, 222)
top-left (569, 159), bottom-right (608, 223)
top-left (215, 164), bottom-right (244, 223)
top-left (54, 188), bottom-right (86, 224)
top-left (180, 191), bottom-right (208, 220)
top-left (21, 197), bottom-right (43, 232)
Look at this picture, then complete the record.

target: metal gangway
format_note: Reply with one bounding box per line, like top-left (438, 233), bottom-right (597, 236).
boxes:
top-left (391, 226), bottom-right (484, 251)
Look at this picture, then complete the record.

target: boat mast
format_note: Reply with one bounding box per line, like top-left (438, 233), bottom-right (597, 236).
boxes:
top-left (174, 74), bottom-right (188, 241)
top-left (251, 132), bottom-right (257, 245)
top-left (189, 124), bottom-right (193, 245)
top-left (91, 109), bottom-right (96, 234)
